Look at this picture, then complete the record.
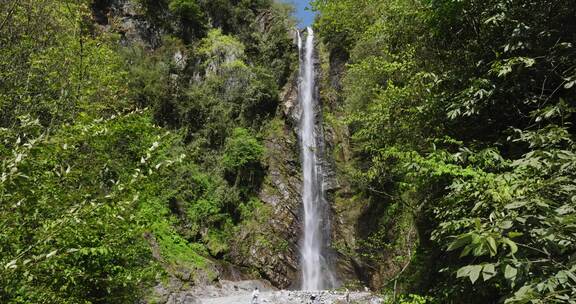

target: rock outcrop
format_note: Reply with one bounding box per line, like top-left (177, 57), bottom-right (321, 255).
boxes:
top-left (91, 0), bottom-right (165, 48)
top-left (227, 36), bottom-right (365, 289)
top-left (227, 72), bottom-right (302, 288)
top-left (90, 0), bottom-right (372, 293)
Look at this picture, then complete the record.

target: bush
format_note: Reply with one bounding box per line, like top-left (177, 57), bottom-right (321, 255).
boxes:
top-left (0, 112), bottom-right (174, 303)
top-left (222, 128), bottom-right (265, 186)
top-left (168, 0), bottom-right (207, 40)
top-left (223, 128), bottom-right (264, 170)
top-left (397, 294), bottom-right (434, 304)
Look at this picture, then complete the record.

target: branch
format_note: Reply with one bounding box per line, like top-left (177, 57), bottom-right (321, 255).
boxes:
top-left (0, 0), bottom-right (19, 32)
top-left (367, 186), bottom-right (419, 213)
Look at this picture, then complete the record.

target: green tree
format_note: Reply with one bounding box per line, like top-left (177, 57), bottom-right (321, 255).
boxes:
top-left (313, 0), bottom-right (576, 302)
top-left (222, 127), bottom-right (265, 189)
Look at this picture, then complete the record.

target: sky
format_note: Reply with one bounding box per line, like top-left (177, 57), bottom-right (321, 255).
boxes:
top-left (283, 0), bottom-right (315, 27)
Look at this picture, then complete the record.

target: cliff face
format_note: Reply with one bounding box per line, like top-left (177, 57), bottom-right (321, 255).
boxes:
top-left (88, 0), bottom-right (373, 291)
top-left (90, 0), bottom-right (304, 289)
top-left (227, 71), bottom-right (302, 288)
top-left (91, 0), bottom-right (165, 48)
top-left (228, 38), bottom-right (367, 289)
top-left (227, 38), bottom-right (366, 288)
top-left (318, 43), bottom-right (420, 292)
top-left (317, 43), bottom-right (369, 287)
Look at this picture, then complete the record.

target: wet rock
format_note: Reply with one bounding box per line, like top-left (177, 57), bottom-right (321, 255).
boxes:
top-left (214, 261), bottom-right (251, 282)
top-left (282, 70), bottom-right (301, 125)
top-left (143, 254), bottom-right (221, 303)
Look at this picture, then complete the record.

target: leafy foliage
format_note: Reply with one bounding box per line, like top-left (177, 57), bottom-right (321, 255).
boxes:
top-left (222, 128), bottom-right (264, 173)
top-left (314, 0), bottom-right (576, 302)
top-left (222, 127), bottom-right (265, 190)
top-left (0, 112), bottom-right (172, 303)
top-left (0, 0), bottom-right (129, 127)
top-left (0, 0), bottom-right (296, 301)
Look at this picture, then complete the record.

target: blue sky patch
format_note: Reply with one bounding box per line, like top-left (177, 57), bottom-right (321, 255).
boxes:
top-left (282, 0), bottom-right (315, 27)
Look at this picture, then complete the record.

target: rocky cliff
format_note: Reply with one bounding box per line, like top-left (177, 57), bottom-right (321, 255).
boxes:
top-left (89, 0), bottom-right (379, 293)
top-left (225, 37), bottom-right (369, 289)
top-left (227, 70), bottom-right (302, 288)
top-left (317, 41), bottom-right (419, 292)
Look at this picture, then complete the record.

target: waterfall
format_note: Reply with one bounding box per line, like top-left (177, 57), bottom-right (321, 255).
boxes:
top-left (298, 27), bottom-right (336, 291)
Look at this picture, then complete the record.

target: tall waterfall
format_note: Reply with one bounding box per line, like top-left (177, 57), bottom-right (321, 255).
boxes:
top-left (298, 27), bottom-right (335, 291)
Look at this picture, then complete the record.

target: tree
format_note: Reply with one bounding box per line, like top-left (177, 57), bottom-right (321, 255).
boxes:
top-left (222, 127), bottom-right (265, 189)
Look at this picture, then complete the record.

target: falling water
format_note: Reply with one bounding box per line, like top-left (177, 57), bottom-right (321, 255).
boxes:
top-left (298, 27), bottom-right (335, 291)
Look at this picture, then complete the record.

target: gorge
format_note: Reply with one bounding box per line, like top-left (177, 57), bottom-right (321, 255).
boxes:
top-left (1, 1), bottom-right (575, 303)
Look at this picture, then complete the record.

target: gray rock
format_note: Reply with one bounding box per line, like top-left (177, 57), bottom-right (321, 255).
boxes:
top-left (197, 283), bottom-right (383, 304)
top-left (92, 0), bottom-right (165, 48)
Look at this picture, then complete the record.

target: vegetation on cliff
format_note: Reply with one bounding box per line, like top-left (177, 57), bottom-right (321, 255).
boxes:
top-left (313, 0), bottom-right (576, 302)
top-left (0, 0), bottom-right (295, 302)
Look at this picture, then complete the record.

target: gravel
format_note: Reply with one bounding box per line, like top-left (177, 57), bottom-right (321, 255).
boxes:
top-left (199, 289), bottom-right (384, 304)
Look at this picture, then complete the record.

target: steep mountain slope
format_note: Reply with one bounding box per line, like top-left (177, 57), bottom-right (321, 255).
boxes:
top-left (0, 0), bottom-right (308, 302)
top-left (313, 0), bottom-right (576, 303)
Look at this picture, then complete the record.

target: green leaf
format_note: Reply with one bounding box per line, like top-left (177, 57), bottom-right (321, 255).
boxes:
top-left (469, 265), bottom-right (482, 284)
top-left (556, 271), bottom-right (569, 284)
top-left (474, 218), bottom-right (482, 230)
top-left (502, 238), bottom-right (518, 255)
top-left (505, 264), bottom-right (517, 280)
top-left (518, 57), bottom-right (535, 67)
top-left (5, 259), bottom-right (17, 270)
top-left (457, 265), bottom-right (472, 278)
top-left (499, 220), bottom-right (513, 229)
top-left (515, 285), bottom-right (532, 297)
top-left (505, 201), bottom-right (527, 209)
top-left (457, 265), bottom-right (483, 284)
top-left (486, 236), bottom-right (497, 257)
top-left (482, 264), bottom-right (497, 281)
top-left (448, 233), bottom-right (472, 251)
top-left (565, 270), bottom-right (576, 283)
top-left (472, 242), bottom-right (486, 256)
top-left (460, 245), bottom-right (473, 257)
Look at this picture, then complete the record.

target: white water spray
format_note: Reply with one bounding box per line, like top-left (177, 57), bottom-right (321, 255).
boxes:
top-left (298, 27), bottom-right (335, 291)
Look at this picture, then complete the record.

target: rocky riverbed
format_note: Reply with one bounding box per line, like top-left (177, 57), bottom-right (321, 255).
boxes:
top-left (191, 280), bottom-right (384, 304)
top-left (200, 290), bottom-right (383, 304)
